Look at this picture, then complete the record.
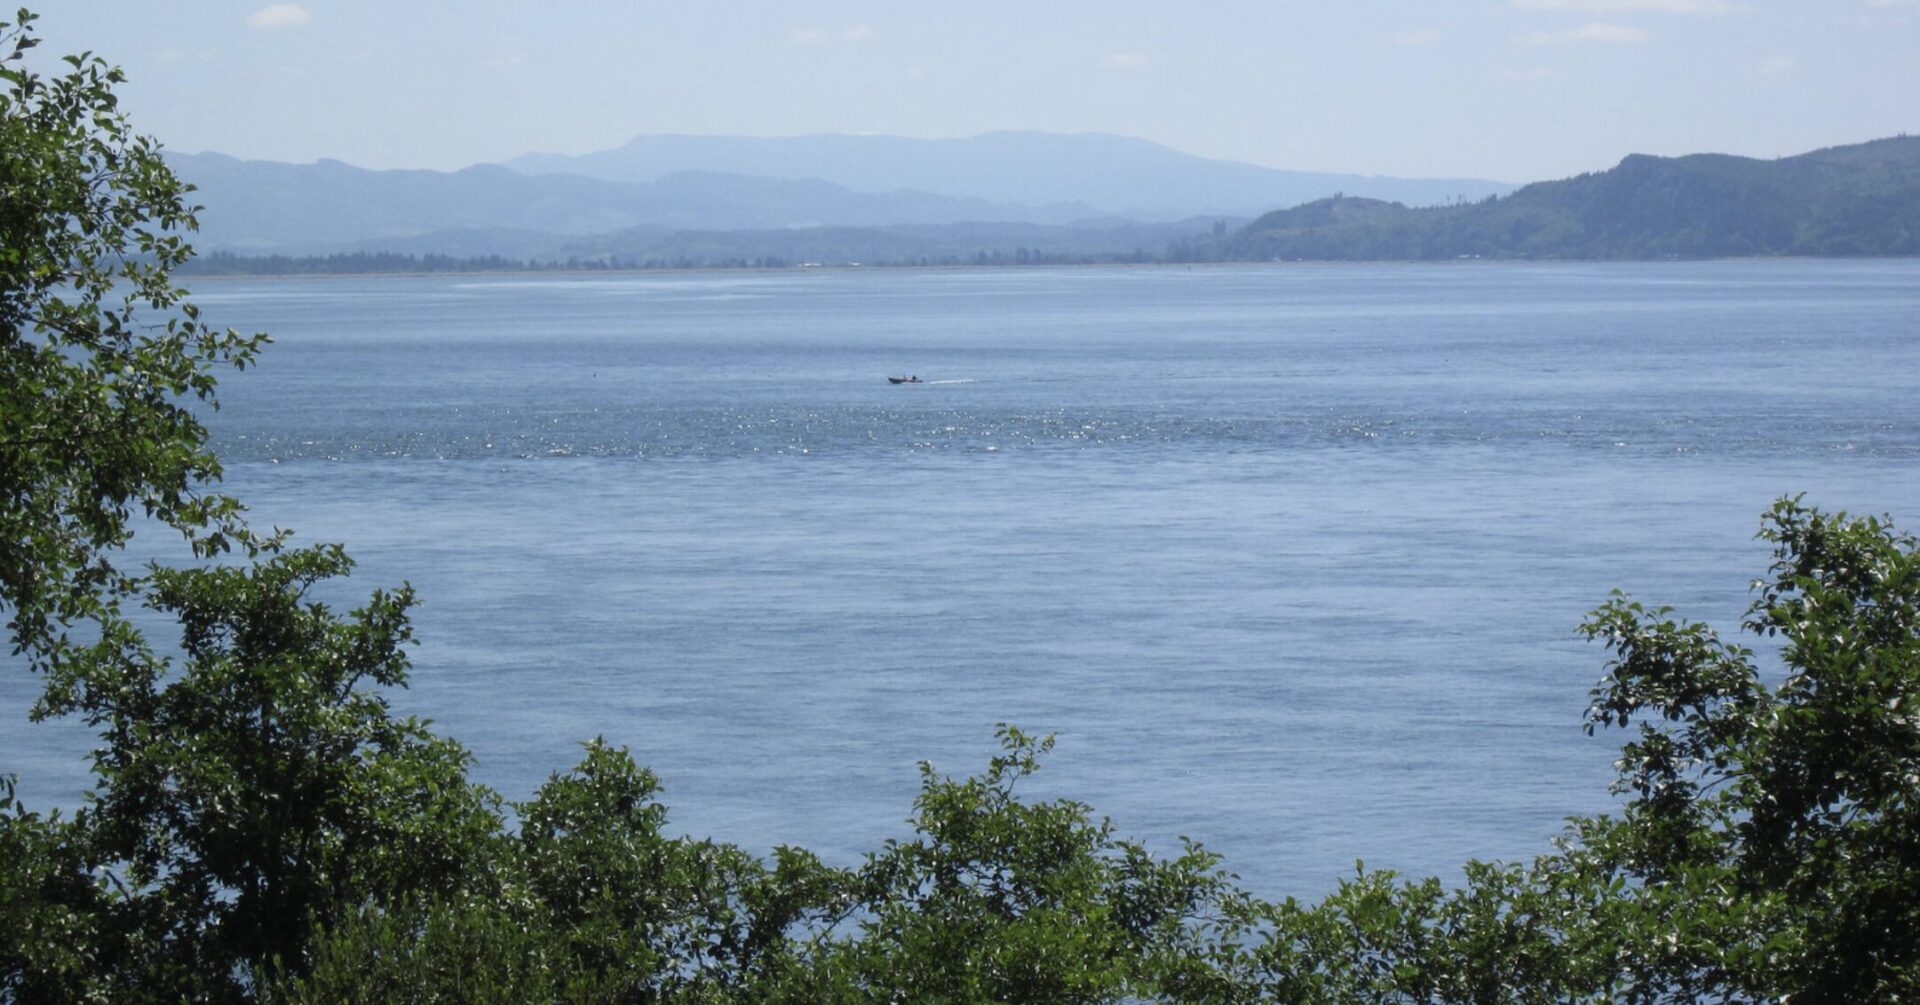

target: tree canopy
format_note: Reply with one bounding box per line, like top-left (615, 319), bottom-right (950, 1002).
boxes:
top-left (0, 8), bottom-right (266, 663)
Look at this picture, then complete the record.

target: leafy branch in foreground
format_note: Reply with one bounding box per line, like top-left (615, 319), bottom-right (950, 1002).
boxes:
top-left (806, 724), bottom-right (1243, 1003)
top-left (5, 548), bottom-right (505, 1002)
top-left (1560, 497), bottom-right (1920, 1002)
top-left (0, 7), bottom-right (268, 663)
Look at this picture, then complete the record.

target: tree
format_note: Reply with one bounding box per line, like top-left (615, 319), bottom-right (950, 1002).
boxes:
top-left (0, 15), bottom-right (504, 998)
top-left (1561, 497), bottom-right (1920, 1002)
top-left (279, 740), bottom-right (848, 1004)
top-left (0, 8), bottom-right (266, 663)
top-left (1190, 499), bottom-right (1920, 1004)
top-left (813, 725), bottom-right (1242, 1004)
top-left (4, 547), bottom-right (510, 1002)
top-left (271, 729), bottom-right (1248, 1005)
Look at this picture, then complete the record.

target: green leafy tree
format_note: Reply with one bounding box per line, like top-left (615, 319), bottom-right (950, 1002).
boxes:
top-left (1201, 499), bottom-right (1920, 1004)
top-left (0, 774), bottom-right (108, 999)
top-left (1563, 498), bottom-right (1920, 1002)
top-left (277, 740), bottom-right (848, 1005)
top-left (811, 725), bottom-right (1241, 1004)
top-left (0, 7), bottom-right (266, 661)
top-left (512, 739), bottom-right (840, 1001)
top-left (279, 730), bottom-right (1247, 1005)
top-left (5, 547), bottom-right (507, 1002)
top-left (1212, 857), bottom-right (1629, 1004)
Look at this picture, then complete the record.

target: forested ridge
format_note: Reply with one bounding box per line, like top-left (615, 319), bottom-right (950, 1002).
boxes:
top-left (6, 11), bottom-right (1920, 1002)
top-left (1223, 136), bottom-right (1920, 260)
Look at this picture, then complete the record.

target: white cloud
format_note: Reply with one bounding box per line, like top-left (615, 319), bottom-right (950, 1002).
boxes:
top-left (1512, 0), bottom-right (1732, 12)
top-left (1100, 52), bottom-right (1151, 70)
top-left (1499, 65), bottom-right (1555, 79)
top-left (841, 24), bottom-right (875, 42)
top-left (1390, 29), bottom-right (1444, 46)
top-left (1758, 55), bottom-right (1794, 76)
top-left (1521, 21), bottom-right (1650, 44)
top-left (247, 4), bottom-right (313, 29)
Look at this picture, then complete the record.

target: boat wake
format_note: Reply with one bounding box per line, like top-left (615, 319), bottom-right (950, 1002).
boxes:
top-left (926, 379), bottom-right (976, 385)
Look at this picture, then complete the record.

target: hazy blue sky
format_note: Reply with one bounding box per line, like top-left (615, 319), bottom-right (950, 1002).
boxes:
top-left (35, 2), bottom-right (1919, 183)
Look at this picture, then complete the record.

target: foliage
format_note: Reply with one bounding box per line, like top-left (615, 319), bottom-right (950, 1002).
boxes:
top-left (1210, 858), bottom-right (1615, 1004)
top-left (0, 8), bottom-right (267, 660)
top-left (0, 775), bottom-right (107, 999)
top-left (4, 547), bottom-right (506, 1002)
top-left (274, 728), bottom-right (1243, 1005)
top-left (796, 725), bottom-right (1241, 1004)
top-left (1563, 497), bottom-right (1920, 1002)
top-left (278, 738), bottom-right (843, 1005)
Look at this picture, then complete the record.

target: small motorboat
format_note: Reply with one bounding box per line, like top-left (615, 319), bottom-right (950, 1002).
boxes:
top-left (887, 375), bottom-right (923, 384)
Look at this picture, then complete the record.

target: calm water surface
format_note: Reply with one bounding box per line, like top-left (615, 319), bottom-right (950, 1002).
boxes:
top-left (7, 261), bottom-right (1918, 900)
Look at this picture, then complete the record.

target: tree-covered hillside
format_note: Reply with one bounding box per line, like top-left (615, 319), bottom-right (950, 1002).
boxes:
top-left (1226, 136), bottom-right (1920, 260)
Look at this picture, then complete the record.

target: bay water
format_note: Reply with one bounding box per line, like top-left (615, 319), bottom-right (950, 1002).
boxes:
top-left (6, 260), bottom-right (1918, 901)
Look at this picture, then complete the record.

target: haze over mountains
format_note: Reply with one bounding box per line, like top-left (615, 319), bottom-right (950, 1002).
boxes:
top-left (168, 131), bottom-right (1920, 268)
top-left (168, 131), bottom-right (1515, 260)
top-left (170, 153), bottom-right (1107, 254)
top-left (503, 132), bottom-right (1513, 219)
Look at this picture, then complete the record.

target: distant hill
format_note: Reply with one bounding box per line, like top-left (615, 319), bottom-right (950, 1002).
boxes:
top-left (504, 132), bottom-right (1517, 219)
top-left (167, 153), bottom-right (1103, 254)
top-left (1224, 136), bottom-right (1920, 260)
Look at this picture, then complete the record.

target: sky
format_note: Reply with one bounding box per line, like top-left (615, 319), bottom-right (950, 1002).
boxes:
top-left (30, 1), bottom-right (1920, 184)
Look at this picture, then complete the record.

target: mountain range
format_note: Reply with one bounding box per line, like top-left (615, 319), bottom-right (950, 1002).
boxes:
top-left (504, 131), bottom-right (1513, 219)
top-left (167, 132), bottom-right (1515, 259)
top-left (167, 132), bottom-right (1920, 268)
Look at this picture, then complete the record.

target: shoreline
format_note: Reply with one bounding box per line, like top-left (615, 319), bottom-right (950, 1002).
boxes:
top-left (174, 254), bottom-right (1916, 282)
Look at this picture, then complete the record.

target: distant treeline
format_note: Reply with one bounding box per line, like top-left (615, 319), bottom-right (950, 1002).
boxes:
top-left (179, 246), bottom-right (1176, 276)
top-left (179, 251), bottom-right (536, 275)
